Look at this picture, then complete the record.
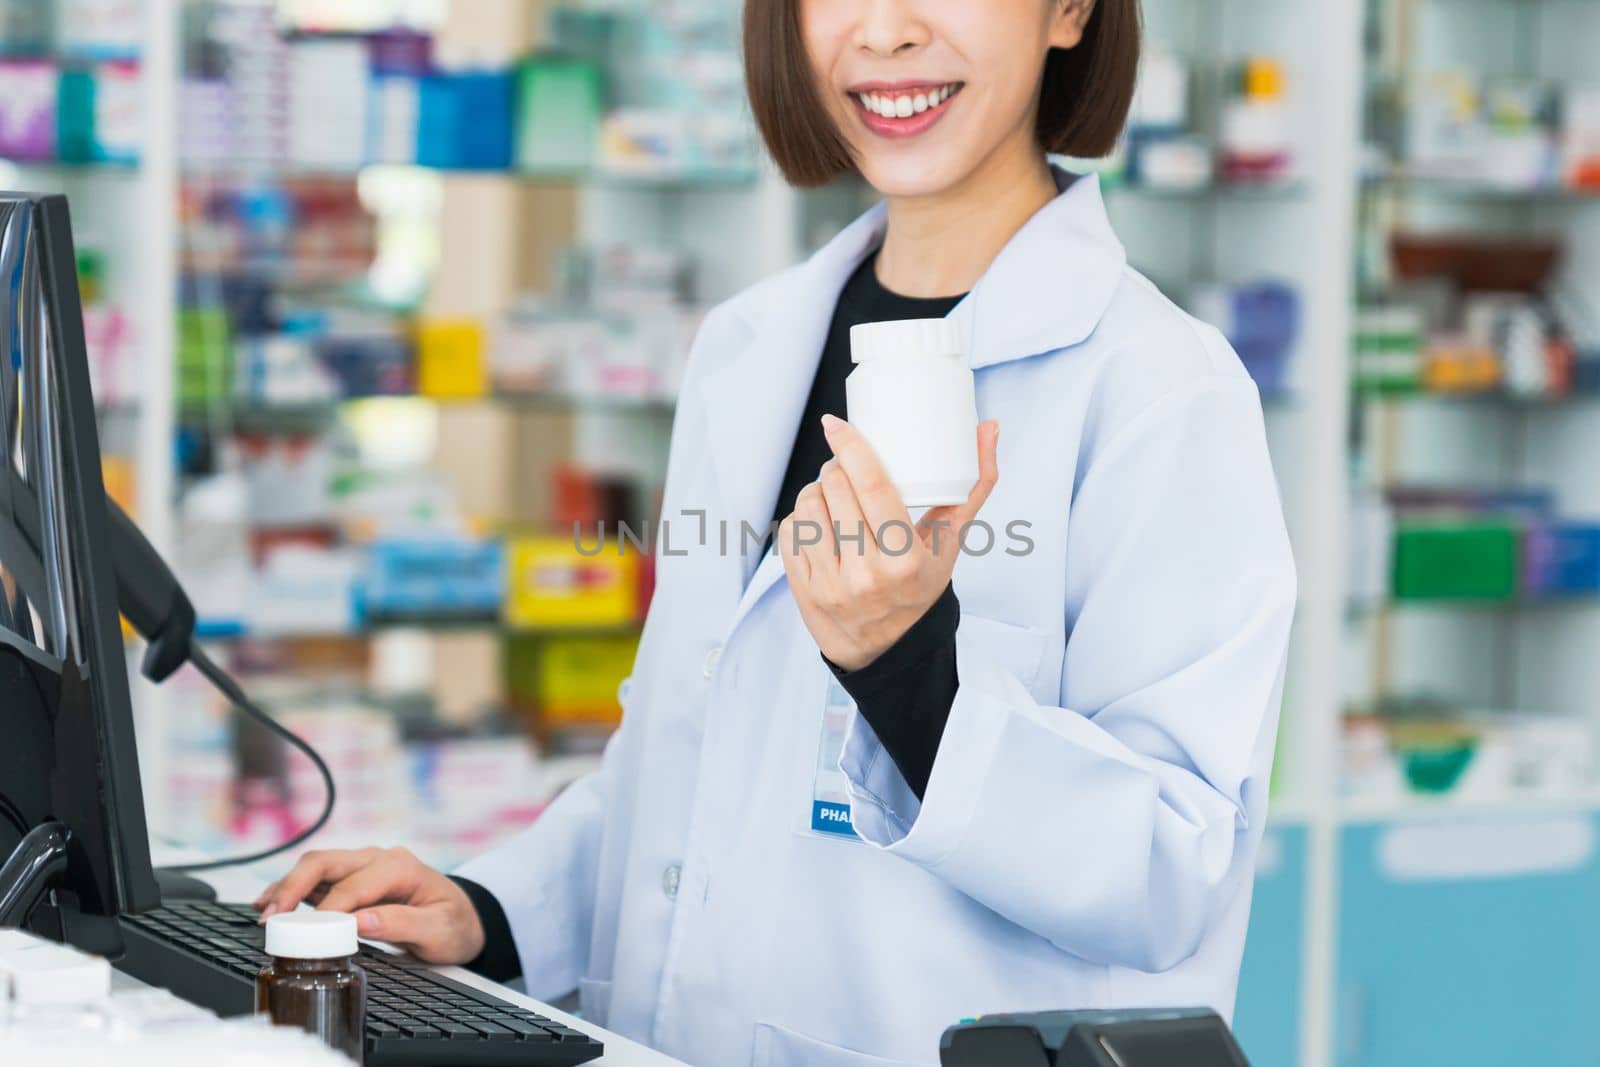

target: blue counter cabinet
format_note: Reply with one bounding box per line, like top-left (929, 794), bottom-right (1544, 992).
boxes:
top-left (1234, 822), bottom-right (1307, 1067)
top-left (1336, 811), bottom-right (1600, 1067)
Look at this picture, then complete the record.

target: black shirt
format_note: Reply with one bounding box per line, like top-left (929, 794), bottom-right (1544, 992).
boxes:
top-left (455, 253), bottom-right (969, 982)
top-left (769, 251), bottom-right (965, 803)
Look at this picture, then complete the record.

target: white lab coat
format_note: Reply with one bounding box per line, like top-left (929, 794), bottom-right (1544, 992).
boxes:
top-left (457, 172), bottom-right (1297, 1067)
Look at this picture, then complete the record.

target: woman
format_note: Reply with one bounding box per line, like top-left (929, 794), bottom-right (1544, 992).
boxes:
top-left (256, 1), bottom-right (1297, 1063)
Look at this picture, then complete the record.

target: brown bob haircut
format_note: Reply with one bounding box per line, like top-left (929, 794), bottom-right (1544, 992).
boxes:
top-left (743, 0), bottom-right (1142, 188)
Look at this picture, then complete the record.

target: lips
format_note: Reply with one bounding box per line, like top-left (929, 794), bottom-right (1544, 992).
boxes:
top-left (848, 82), bottom-right (964, 139)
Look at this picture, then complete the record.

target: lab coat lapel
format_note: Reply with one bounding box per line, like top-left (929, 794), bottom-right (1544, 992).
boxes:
top-left (946, 171), bottom-right (1127, 371)
top-left (699, 204), bottom-right (888, 618)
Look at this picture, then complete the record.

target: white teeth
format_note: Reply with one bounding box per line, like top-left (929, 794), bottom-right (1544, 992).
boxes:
top-left (859, 85), bottom-right (956, 119)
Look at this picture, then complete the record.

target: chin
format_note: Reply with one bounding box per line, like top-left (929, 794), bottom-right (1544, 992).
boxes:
top-left (855, 153), bottom-right (972, 200)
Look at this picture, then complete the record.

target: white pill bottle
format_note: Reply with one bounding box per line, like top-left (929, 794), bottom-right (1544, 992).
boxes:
top-left (846, 318), bottom-right (979, 507)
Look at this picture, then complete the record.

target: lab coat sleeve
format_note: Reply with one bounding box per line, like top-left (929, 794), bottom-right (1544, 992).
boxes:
top-left (840, 373), bottom-right (1296, 973)
top-left (451, 731), bottom-right (615, 999)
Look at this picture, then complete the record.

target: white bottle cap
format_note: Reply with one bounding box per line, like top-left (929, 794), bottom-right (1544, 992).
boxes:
top-left (849, 318), bottom-right (962, 364)
top-left (265, 912), bottom-right (359, 959)
top-left (4, 943), bottom-right (111, 1005)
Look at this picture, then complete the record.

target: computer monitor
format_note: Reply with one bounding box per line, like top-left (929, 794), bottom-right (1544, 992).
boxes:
top-left (0, 192), bottom-right (160, 954)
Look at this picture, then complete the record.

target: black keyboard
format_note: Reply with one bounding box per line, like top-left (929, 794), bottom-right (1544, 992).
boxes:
top-left (116, 900), bottom-right (604, 1066)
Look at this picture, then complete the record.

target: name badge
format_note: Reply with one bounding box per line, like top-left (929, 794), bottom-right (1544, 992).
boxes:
top-left (810, 678), bottom-right (859, 839)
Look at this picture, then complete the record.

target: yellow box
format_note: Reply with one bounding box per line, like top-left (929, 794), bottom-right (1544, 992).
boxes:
top-left (505, 536), bottom-right (640, 629)
top-left (417, 318), bottom-right (488, 399)
top-left (1424, 344), bottom-right (1501, 392)
top-left (535, 634), bottom-right (638, 727)
top-left (1243, 58), bottom-right (1286, 101)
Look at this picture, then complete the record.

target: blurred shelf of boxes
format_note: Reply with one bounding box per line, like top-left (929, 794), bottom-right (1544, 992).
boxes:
top-left (1344, 0), bottom-right (1600, 828)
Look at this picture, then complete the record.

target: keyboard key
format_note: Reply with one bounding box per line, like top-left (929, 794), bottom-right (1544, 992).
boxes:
top-left (434, 1021), bottom-right (478, 1038)
top-left (496, 1018), bottom-right (552, 1039)
top-left (465, 1021), bottom-right (516, 1040)
top-left (368, 1021), bottom-right (403, 1039)
top-left (398, 1023), bottom-right (443, 1039)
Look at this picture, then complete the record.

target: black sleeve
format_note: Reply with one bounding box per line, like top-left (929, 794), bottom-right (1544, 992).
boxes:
top-left (450, 876), bottom-right (522, 983)
top-left (823, 584), bottom-right (960, 801)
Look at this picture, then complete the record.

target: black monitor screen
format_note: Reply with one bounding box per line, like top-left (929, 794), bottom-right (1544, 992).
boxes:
top-left (0, 194), bottom-right (158, 948)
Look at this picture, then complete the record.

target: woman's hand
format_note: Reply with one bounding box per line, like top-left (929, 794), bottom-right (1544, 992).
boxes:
top-left (778, 414), bottom-right (999, 671)
top-left (253, 846), bottom-right (486, 965)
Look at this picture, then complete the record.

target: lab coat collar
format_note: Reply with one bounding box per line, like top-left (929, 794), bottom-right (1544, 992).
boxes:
top-left (952, 169), bottom-right (1127, 368)
top-left (698, 168), bottom-right (1125, 603)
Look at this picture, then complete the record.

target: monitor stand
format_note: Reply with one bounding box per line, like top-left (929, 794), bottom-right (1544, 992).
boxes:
top-left (155, 869), bottom-right (217, 903)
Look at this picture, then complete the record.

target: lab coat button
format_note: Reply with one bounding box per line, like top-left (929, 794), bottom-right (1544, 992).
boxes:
top-left (702, 646), bottom-right (722, 680)
top-left (662, 864), bottom-right (681, 900)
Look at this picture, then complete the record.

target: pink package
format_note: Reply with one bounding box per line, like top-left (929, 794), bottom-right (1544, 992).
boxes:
top-left (0, 60), bottom-right (58, 160)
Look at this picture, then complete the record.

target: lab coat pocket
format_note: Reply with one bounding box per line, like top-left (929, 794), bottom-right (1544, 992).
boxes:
top-left (752, 1022), bottom-right (926, 1067)
top-left (956, 612), bottom-right (1050, 698)
top-left (577, 977), bottom-right (612, 1028)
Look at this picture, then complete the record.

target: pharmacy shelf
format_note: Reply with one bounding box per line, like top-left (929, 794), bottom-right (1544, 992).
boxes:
top-left (1337, 786), bottom-right (1600, 824)
top-left (175, 393), bottom-right (678, 434)
top-left (1356, 390), bottom-right (1600, 408)
top-left (179, 161), bottom-right (761, 191)
top-left (195, 619), bottom-right (644, 642)
top-left (1102, 178), bottom-right (1309, 200)
top-left (1363, 174), bottom-right (1600, 202)
top-left (1350, 598), bottom-right (1600, 615)
top-left (0, 157), bottom-right (140, 173)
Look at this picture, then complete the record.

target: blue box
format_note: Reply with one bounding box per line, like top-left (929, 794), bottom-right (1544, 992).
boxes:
top-left (1523, 522), bottom-right (1600, 597)
top-left (360, 539), bottom-right (505, 619)
top-left (416, 72), bottom-right (516, 170)
top-left (316, 334), bottom-right (415, 398)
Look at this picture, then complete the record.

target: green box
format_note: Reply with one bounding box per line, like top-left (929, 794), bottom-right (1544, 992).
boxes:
top-left (515, 55), bottom-right (603, 174)
top-left (176, 308), bottom-right (232, 409)
top-left (1392, 521), bottom-right (1519, 600)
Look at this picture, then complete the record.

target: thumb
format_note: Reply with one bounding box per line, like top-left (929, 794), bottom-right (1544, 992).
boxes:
top-left (355, 903), bottom-right (462, 963)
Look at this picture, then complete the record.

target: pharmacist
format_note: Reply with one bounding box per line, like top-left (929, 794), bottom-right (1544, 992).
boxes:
top-left (255, 1), bottom-right (1297, 1064)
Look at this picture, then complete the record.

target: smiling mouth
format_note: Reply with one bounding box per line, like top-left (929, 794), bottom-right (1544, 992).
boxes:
top-left (849, 82), bottom-right (964, 133)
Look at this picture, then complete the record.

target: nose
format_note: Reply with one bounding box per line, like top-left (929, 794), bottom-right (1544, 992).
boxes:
top-left (853, 0), bottom-right (930, 57)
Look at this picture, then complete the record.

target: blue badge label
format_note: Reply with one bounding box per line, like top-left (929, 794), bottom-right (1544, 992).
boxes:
top-left (811, 800), bottom-right (858, 837)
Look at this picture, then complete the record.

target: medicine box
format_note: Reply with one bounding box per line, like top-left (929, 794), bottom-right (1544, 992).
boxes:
top-left (416, 317), bottom-right (488, 399)
top-left (504, 535), bottom-right (640, 629)
top-left (516, 633), bottom-right (639, 730)
top-left (1523, 523), bottom-right (1600, 597)
top-left (58, 61), bottom-right (140, 164)
top-left (515, 55), bottom-right (603, 174)
top-left (0, 59), bottom-right (57, 159)
top-left (176, 307), bottom-right (233, 409)
top-left (1392, 521), bottom-right (1519, 600)
top-left (417, 71), bottom-right (517, 170)
top-left (361, 538), bottom-right (506, 620)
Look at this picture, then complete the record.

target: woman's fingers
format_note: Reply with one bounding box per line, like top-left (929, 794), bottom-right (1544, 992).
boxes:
top-left (775, 514), bottom-right (810, 583)
top-left (354, 902), bottom-right (478, 964)
top-left (817, 458), bottom-right (873, 572)
top-left (258, 848), bottom-right (377, 919)
top-left (792, 481), bottom-right (838, 580)
top-left (316, 850), bottom-right (425, 916)
top-left (819, 415), bottom-right (911, 534)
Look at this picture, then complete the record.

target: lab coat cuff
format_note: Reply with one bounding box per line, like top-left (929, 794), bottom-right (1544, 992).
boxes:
top-left (840, 638), bottom-right (1022, 864)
